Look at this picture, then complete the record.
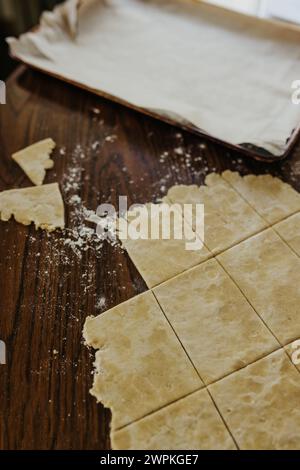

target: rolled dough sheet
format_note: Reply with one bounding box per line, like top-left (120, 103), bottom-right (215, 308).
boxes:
top-left (274, 212), bottom-right (300, 256)
top-left (167, 174), bottom-right (266, 254)
top-left (83, 291), bottom-right (202, 430)
top-left (83, 171), bottom-right (300, 449)
top-left (209, 349), bottom-right (300, 449)
top-left (218, 228), bottom-right (300, 345)
top-left (0, 183), bottom-right (65, 231)
top-left (8, 0), bottom-right (300, 156)
top-left (154, 259), bottom-right (278, 384)
top-left (119, 202), bottom-right (211, 288)
top-left (222, 171), bottom-right (300, 224)
top-left (12, 138), bottom-right (56, 186)
top-left (112, 388), bottom-right (237, 450)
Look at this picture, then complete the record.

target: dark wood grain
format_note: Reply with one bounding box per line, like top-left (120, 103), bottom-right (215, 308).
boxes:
top-left (1, 66), bottom-right (300, 450)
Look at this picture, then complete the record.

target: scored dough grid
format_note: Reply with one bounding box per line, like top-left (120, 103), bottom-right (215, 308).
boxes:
top-left (222, 171), bottom-right (300, 258)
top-left (84, 172), bottom-right (300, 449)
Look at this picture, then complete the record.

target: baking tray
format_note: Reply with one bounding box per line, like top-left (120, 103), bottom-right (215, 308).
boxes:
top-left (7, 0), bottom-right (300, 162)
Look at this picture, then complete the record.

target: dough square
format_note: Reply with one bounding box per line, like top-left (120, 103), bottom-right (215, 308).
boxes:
top-left (83, 291), bottom-right (202, 430)
top-left (167, 173), bottom-right (266, 255)
top-left (274, 212), bottom-right (300, 256)
top-left (222, 171), bottom-right (300, 225)
top-left (210, 349), bottom-right (300, 449)
top-left (112, 388), bottom-right (237, 450)
top-left (218, 228), bottom-right (300, 345)
top-left (119, 202), bottom-right (211, 288)
top-left (154, 259), bottom-right (278, 384)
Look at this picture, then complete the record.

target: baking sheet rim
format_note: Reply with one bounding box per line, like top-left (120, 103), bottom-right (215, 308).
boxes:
top-left (8, 0), bottom-right (300, 162)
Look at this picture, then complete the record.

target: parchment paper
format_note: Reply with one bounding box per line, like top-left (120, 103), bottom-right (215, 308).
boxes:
top-left (8, 0), bottom-right (300, 156)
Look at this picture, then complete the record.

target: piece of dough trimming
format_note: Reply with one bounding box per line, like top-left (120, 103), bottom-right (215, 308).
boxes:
top-left (154, 259), bottom-right (278, 384)
top-left (218, 228), bottom-right (300, 345)
top-left (112, 388), bottom-right (237, 450)
top-left (210, 349), bottom-right (300, 449)
top-left (0, 183), bottom-right (64, 231)
top-left (222, 171), bottom-right (300, 224)
top-left (83, 291), bottom-right (202, 430)
top-left (12, 138), bottom-right (56, 186)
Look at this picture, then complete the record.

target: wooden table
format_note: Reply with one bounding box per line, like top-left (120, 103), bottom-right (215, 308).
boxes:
top-left (1, 66), bottom-right (300, 450)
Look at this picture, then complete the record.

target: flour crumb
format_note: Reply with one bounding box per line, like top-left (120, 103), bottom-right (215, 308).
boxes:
top-left (174, 147), bottom-right (184, 156)
top-left (96, 296), bottom-right (106, 310)
top-left (291, 160), bottom-right (300, 177)
top-left (91, 141), bottom-right (100, 151)
top-left (91, 107), bottom-right (101, 115)
top-left (105, 135), bottom-right (117, 143)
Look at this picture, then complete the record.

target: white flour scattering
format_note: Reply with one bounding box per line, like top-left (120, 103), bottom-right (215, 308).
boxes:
top-left (60, 145), bottom-right (103, 258)
top-left (159, 151), bottom-right (169, 163)
top-left (90, 134), bottom-right (118, 153)
top-left (21, 142), bottom-right (126, 345)
top-left (61, 145), bottom-right (121, 258)
top-left (95, 296), bottom-right (107, 311)
top-left (86, 211), bottom-right (119, 248)
top-left (62, 144), bottom-right (85, 197)
top-left (154, 132), bottom-right (210, 199)
top-left (39, 144), bottom-right (121, 263)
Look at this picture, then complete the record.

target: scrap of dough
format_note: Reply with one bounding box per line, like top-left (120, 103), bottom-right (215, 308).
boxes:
top-left (12, 138), bottom-right (56, 186)
top-left (154, 259), bottom-right (278, 384)
top-left (218, 228), bottom-right (300, 345)
top-left (119, 202), bottom-right (210, 288)
top-left (112, 388), bottom-right (236, 450)
top-left (167, 173), bottom-right (266, 254)
top-left (274, 212), bottom-right (300, 257)
top-left (222, 171), bottom-right (300, 224)
top-left (83, 291), bottom-right (202, 430)
top-left (210, 349), bottom-right (300, 449)
top-left (0, 183), bottom-right (65, 231)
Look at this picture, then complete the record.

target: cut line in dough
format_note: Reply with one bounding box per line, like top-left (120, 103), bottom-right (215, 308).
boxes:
top-left (209, 349), bottom-right (300, 450)
top-left (83, 291), bottom-right (202, 430)
top-left (274, 212), bottom-right (300, 257)
top-left (112, 388), bottom-right (237, 450)
top-left (167, 173), bottom-right (267, 255)
top-left (12, 138), bottom-right (56, 186)
top-left (0, 183), bottom-right (65, 231)
top-left (119, 202), bottom-right (210, 288)
top-left (218, 228), bottom-right (300, 345)
top-left (154, 258), bottom-right (279, 384)
top-left (222, 171), bottom-right (300, 225)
